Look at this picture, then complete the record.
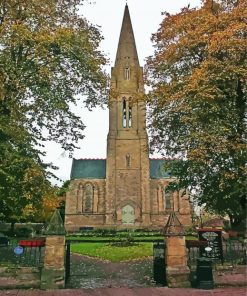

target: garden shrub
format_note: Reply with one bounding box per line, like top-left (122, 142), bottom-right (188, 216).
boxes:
top-left (110, 232), bottom-right (135, 247)
top-left (68, 228), bottom-right (164, 238)
top-left (14, 227), bottom-right (33, 237)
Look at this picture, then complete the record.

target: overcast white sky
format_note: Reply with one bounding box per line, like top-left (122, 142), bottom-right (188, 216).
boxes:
top-left (44, 0), bottom-right (201, 185)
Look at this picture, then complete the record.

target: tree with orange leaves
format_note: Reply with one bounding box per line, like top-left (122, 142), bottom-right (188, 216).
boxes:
top-left (146, 0), bottom-right (246, 226)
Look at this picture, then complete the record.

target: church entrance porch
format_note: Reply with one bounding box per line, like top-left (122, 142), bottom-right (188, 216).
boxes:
top-left (114, 202), bottom-right (142, 227)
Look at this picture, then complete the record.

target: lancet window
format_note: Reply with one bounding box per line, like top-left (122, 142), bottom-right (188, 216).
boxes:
top-left (163, 188), bottom-right (172, 210)
top-left (125, 66), bottom-right (130, 80)
top-left (128, 103), bottom-right (132, 127)
top-left (122, 98), bottom-right (127, 128)
top-left (84, 183), bottom-right (93, 212)
top-left (122, 97), bottom-right (133, 128)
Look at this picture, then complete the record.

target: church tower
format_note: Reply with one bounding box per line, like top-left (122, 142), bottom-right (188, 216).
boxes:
top-left (64, 4), bottom-right (192, 232)
top-left (105, 5), bottom-right (151, 226)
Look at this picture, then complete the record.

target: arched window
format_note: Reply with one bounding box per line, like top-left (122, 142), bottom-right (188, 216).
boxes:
top-left (125, 67), bottom-right (130, 80)
top-left (122, 98), bottom-right (127, 128)
top-left (128, 104), bottom-right (132, 127)
top-left (77, 184), bottom-right (83, 213)
top-left (163, 188), bottom-right (172, 210)
top-left (84, 184), bottom-right (93, 212)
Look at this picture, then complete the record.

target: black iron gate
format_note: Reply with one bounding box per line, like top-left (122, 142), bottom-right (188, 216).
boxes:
top-left (153, 241), bottom-right (166, 285)
top-left (65, 240), bottom-right (70, 284)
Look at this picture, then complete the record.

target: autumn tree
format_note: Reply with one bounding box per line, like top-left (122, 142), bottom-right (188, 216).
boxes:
top-left (23, 186), bottom-right (62, 223)
top-left (0, 0), bottom-right (108, 224)
top-left (146, 0), bottom-right (247, 226)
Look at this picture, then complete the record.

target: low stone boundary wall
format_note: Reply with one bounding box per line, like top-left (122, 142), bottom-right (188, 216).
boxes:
top-left (0, 266), bottom-right (41, 289)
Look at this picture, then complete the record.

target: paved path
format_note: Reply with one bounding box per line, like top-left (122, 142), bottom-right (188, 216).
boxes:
top-left (67, 254), bottom-right (154, 289)
top-left (68, 254), bottom-right (247, 289)
top-left (0, 287), bottom-right (246, 296)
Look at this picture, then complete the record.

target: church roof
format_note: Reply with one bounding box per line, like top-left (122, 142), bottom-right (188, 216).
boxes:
top-left (150, 159), bottom-right (172, 179)
top-left (70, 159), bottom-right (106, 179)
top-left (70, 158), bottom-right (172, 180)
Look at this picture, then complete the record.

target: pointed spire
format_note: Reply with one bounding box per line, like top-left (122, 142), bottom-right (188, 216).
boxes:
top-left (115, 4), bottom-right (139, 66)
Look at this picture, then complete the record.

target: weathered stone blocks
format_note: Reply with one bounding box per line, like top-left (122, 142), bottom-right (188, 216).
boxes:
top-left (165, 236), bottom-right (191, 288)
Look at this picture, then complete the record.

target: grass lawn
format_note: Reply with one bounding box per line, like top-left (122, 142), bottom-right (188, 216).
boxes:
top-left (68, 235), bottom-right (198, 262)
top-left (67, 236), bottom-right (163, 241)
top-left (70, 242), bottom-right (153, 262)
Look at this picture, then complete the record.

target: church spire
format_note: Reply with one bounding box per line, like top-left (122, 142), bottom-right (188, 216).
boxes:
top-left (115, 4), bottom-right (139, 67)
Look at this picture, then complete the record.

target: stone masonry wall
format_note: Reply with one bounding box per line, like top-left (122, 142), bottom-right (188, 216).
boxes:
top-left (65, 179), bottom-right (106, 231)
top-left (0, 267), bottom-right (41, 289)
top-left (150, 179), bottom-right (191, 227)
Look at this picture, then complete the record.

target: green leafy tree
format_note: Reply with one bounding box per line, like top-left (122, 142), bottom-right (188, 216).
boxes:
top-left (0, 0), bottom-right (108, 226)
top-left (0, 133), bottom-right (52, 231)
top-left (146, 0), bottom-right (247, 226)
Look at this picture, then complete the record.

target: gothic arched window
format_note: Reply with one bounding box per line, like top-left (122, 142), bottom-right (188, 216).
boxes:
top-left (122, 98), bottom-right (127, 128)
top-left (128, 103), bottom-right (132, 127)
top-left (125, 67), bottom-right (130, 80)
top-left (84, 184), bottom-right (93, 212)
top-left (163, 188), bottom-right (172, 210)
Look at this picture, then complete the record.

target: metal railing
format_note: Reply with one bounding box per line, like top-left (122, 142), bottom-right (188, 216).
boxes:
top-left (223, 240), bottom-right (246, 266)
top-left (0, 240), bottom-right (45, 267)
top-left (187, 240), bottom-right (246, 269)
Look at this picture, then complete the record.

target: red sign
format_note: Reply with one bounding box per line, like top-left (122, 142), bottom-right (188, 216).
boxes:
top-left (19, 239), bottom-right (45, 248)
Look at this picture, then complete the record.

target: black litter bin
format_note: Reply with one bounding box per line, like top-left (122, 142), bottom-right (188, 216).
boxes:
top-left (196, 257), bottom-right (214, 289)
top-left (153, 241), bottom-right (166, 286)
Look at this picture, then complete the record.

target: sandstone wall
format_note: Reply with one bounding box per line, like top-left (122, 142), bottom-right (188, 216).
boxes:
top-left (65, 179), bottom-right (106, 231)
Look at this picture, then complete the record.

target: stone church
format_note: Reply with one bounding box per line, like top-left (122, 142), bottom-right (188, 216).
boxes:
top-left (65, 5), bottom-right (191, 231)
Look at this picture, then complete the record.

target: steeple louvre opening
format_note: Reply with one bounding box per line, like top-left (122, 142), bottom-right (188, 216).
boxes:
top-left (122, 98), bottom-right (127, 128)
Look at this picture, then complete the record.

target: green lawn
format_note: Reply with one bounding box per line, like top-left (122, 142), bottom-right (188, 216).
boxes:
top-left (67, 236), bottom-right (164, 241)
top-left (68, 235), bottom-right (198, 262)
top-left (70, 242), bottom-right (153, 262)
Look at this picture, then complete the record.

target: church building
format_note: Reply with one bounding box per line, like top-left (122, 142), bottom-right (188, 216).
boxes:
top-left (65, 5), bottom-right (191, 231)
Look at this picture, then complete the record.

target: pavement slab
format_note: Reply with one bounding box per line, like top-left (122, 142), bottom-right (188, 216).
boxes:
top-left (0, 288), bottom-right (247, 296)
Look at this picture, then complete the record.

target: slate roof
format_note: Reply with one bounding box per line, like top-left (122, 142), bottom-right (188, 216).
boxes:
top-left (149, 159), bottom-right (172, 179)
top-left (70, 159), bottom-right (106, 179)
top-left (70, 158), bottom-right (171, 180)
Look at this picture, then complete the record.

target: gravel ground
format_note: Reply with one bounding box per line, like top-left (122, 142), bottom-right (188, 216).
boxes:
top-left (66, 253), bottom-right (156, 289)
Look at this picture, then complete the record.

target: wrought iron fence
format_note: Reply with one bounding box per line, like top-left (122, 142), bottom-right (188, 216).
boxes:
top-left (187, 240), bottom-right (246, 270)
top-left (0, 240), bottom-right (45, 267)
top-left (223, 240), bottom-right (246, 266)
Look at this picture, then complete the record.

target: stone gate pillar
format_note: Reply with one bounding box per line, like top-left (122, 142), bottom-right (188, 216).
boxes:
top-left (164, 212), bottom-right (190, 288)
top-left (41, 210), bottom-right (66, 289)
